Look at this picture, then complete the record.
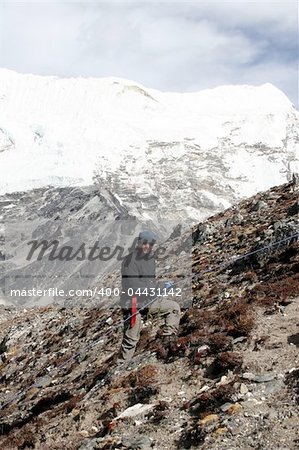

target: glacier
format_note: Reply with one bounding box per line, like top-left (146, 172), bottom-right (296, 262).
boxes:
top-left (0, 68), bottom-right (298, 223)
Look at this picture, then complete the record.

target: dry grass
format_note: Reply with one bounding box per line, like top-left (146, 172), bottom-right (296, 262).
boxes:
top-left (186, 383), bottom-right (236, 416)
top-left (119, 364), bottom-right (159, 389)
top-left (218, 301), bottom-right (254, 337)
top-left (212, 351), bottom-right (243, 375)
top-left (251, 274), bottom-right (299, 306)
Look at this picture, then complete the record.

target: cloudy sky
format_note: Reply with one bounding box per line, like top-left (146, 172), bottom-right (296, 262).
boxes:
top-left (0, 1), bottom-right (298, 106)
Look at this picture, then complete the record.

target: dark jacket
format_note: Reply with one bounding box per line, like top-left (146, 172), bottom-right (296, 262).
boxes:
top-left (120, 248), bottom-right (156, 309)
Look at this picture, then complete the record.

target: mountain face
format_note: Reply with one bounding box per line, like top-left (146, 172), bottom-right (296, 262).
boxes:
top-left (0, 69), bottom-right (298, 223)
top-left (0, 185), bottom-right (149, 307)
top-left (0, 183), bottom-right (189, 306)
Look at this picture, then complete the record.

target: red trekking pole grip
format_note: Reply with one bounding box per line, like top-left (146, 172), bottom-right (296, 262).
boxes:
top-left (131, 296), bottom-right (137, 327)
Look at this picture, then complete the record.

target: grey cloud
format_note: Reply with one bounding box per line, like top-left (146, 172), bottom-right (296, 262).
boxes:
top-left (0, 1), bottom-right (297, 106)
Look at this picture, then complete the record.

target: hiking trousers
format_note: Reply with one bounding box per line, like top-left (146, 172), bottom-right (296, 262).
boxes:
top-left (119, 297), bottom-right (181, 361)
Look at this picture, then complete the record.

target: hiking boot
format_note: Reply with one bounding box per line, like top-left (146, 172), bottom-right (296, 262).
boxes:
top-left (115, 358), bottom-right (132, 372)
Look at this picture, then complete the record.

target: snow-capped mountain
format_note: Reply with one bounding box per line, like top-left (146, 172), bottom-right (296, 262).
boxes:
top-left (0, 69), bottom-right (298, 222)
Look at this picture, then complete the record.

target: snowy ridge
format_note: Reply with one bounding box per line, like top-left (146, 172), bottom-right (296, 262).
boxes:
top-left (0, 69), bottom-right (298, 222)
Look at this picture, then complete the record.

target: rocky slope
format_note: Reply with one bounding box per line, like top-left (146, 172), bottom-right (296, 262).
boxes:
top-left (0, 69), bottom-right (298, 223)
top-left (0, 180), bottom-right (298, 449)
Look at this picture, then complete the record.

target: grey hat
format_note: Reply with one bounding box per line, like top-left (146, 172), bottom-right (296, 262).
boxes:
top-left (138, 230), bottom-right (156, 242)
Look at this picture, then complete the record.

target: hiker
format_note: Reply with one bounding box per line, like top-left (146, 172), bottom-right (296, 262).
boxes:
top-left (118, 230), bottom-right (181, 361)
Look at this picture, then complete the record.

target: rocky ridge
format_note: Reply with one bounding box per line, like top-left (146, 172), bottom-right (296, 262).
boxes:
top-left (0, 184), bottom-right (172, 307)
top-left (0, 180), bottom-right (298, 449)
